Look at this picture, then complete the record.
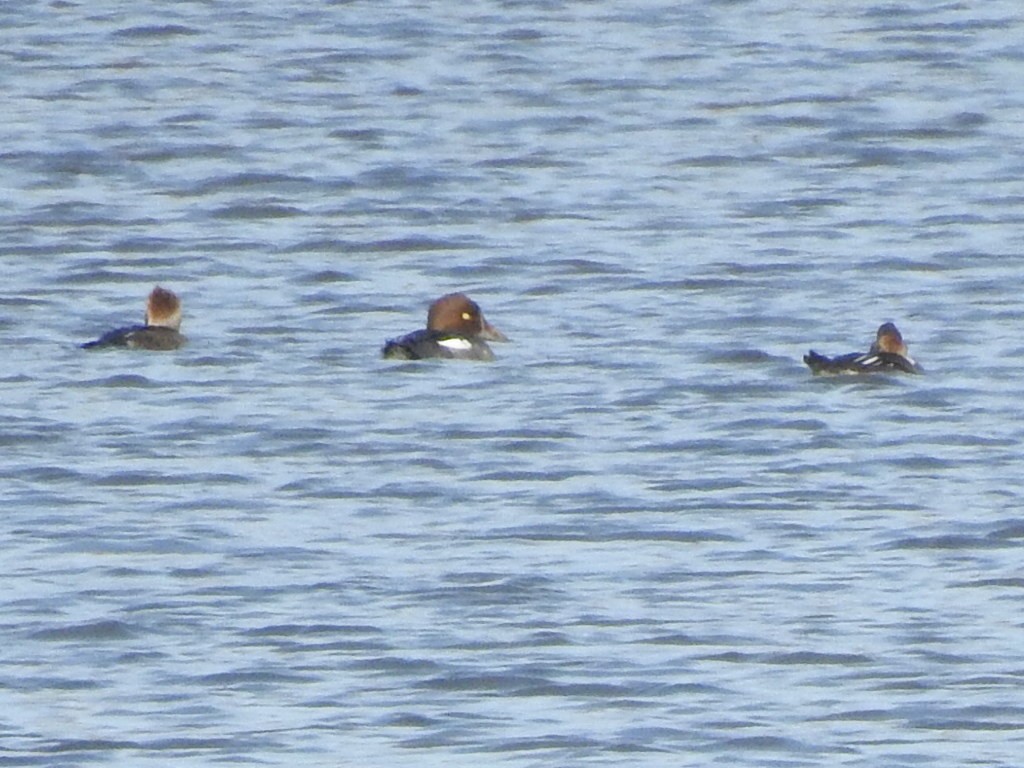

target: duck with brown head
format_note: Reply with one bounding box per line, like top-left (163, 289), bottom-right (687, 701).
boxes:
top-left (81, 286), bottom-right (186, 351)
top-left (804, 322), bottom-right (921, 375)
top-left (383, 293), bottom-right (508, 361)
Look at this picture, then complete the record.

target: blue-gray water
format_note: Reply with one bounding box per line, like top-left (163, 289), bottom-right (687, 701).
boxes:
top-left (3, 2), bottom-right (1024, 766)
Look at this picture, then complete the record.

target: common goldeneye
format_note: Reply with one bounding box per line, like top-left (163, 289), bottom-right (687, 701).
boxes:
top-left (382, 292), bottom-right (508, 361)
top-left (804, 322), bottom-right (921, 375)
top-left (81, 286), bottom-right (186, 351)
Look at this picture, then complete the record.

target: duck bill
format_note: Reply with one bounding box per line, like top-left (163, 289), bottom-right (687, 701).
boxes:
top-left (479, 319), bottom-right (509, 342)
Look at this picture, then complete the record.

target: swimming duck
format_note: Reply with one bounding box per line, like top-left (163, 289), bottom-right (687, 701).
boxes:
top-left (804, 322), bottom-right (921, 375)
top-left (382, 292), bottom-right (508, 361)
top-left (81, 286), bottom-right (186, 351)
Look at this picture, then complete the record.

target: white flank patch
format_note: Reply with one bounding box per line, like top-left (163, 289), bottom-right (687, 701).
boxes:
top-left (438, 338), bottom-right (473, 351)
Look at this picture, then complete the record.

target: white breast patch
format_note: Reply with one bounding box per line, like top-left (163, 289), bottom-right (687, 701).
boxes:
top-left (438, 338), bottom-right (473, 351)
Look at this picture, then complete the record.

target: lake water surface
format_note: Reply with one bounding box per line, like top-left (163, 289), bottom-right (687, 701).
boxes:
top-left (3, 1), bottom-right (1024, 766)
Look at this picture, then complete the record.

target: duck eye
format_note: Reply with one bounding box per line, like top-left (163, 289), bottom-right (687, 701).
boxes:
top-left (461, 312), bottom-right (472, 320)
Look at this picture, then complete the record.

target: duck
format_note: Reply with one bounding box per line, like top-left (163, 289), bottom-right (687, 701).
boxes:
top-left (382, 292), bottom-right (508, 361)
top-left (804, 322), bottom-right (921, 375)
top-left (81, 286), bottom-right (186, 351)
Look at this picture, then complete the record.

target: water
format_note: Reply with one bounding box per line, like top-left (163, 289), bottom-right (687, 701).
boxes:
top-left (3, 1), bottom-right (1024, 765)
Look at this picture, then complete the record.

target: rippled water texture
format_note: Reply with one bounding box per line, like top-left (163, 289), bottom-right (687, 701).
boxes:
top-left (3, 1), bottom-right (1024, 766)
